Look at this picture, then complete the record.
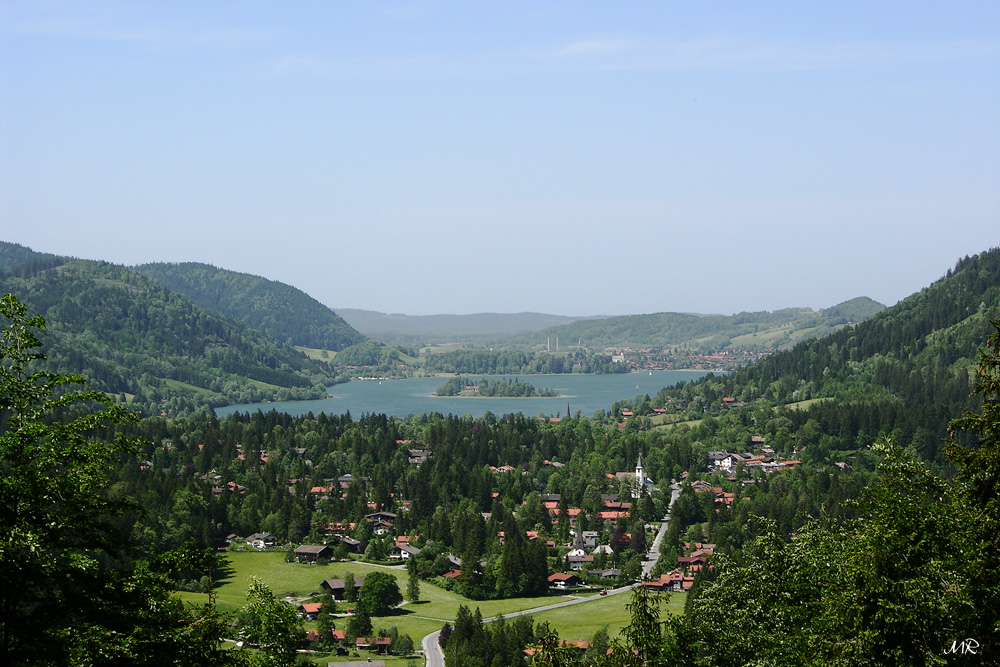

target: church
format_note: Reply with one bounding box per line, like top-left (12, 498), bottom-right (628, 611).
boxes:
top-left (615, 455), bottom-right (653, 499)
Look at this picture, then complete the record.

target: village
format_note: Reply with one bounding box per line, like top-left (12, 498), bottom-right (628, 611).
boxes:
top-left (206, 429), bottom-right (818, 662)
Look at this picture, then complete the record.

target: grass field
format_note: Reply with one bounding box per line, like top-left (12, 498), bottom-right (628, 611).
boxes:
top-left (175, 552), bottom-right (680, 662)
top-left (784, 397), bottom-right (831, 411)
top-left (528, 590), bottom-right (686, 642)
top-left (728, 325), bottom-right (794, 349)
top-left (294, 345), bottom-right (336, 361)
top-left (652, 416), bottom-right (703, 430)
top-left (649, 396), bottom-right (835, 430)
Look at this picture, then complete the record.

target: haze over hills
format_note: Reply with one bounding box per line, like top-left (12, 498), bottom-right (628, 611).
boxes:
top-left (2, 238), bottom-right (991, 422)
top-left (500, 297), bottom-right (887, 352)
top-left (336, 308), bottom-right (607, 346)
top-left (341, 299), bottom-right (886, 353)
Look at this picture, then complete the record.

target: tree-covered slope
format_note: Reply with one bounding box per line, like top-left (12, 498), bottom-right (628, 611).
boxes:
top-left (1, 258), bottom-right (337, 413)
top-left (501, 297), bottom-right (886, 352)
top-left (135, 262), bottom-right (365, 351)
top-left (630, 248), bottom-right (1000, 463)
top-left (711, 248), bottom-right (1000, 405)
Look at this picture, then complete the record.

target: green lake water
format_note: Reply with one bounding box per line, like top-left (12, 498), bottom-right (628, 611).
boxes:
top-left (215, 370), bottom-right (711, 419)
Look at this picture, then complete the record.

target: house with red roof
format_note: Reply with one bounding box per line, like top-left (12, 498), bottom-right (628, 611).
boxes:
top-left (547, 572), bottom-right (582, 588)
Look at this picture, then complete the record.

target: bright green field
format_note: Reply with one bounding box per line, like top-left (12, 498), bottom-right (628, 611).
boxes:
top-left (784, 397), bottom-right (832, 411)
top-left (529, 590), bottom-right (686, 643)
top-left (175, 552), bottom-right (681, 656)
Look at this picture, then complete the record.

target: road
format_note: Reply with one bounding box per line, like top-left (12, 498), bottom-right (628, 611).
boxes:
top-left (421, 585), bottom-right (637, 667)
top-left (423, 481), bottom-right (683, 666)
top-left (642, 481), bottom-right (681, 578)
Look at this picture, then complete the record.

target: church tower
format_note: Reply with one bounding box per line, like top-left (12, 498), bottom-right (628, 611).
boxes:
top-left (633, 454), bottom-right (646, 499)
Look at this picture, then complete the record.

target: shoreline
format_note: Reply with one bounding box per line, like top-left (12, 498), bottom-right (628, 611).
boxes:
top-left (431, 393), bottom-right (564, 399)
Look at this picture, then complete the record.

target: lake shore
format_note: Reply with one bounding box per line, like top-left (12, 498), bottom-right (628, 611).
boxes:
top-left (216, 370), bottom-right (710, 419)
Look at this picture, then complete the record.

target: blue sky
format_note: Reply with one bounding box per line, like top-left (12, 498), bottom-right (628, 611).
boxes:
top-left (2, 2), bottom-right (997, 316)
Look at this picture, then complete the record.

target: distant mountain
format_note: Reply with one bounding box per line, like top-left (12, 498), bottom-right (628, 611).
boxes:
top-left (336, 308), bottom-right (606, 345)
top-left (500, 297), bottom-right (886, 352)
top-left (135, 262), bottom-right (365, 351)
top-left (1, 245), bottom-right (337, 412)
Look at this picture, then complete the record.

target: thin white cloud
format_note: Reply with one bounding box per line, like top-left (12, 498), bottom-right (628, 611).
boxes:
top-left (553, 38), bottom-right (636, 57)
top-left (263, 33), bottom-right (998, 81)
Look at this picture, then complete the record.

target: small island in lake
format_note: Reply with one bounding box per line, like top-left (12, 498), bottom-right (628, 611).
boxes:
top-left (434, 377), bottom-right (559, 398)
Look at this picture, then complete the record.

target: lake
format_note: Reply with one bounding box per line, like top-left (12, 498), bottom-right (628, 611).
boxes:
top-left (215, 370), bottom-right (710, 419)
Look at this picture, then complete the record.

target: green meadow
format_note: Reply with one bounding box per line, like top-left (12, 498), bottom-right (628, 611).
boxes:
top-left (176, 552), bottom-right (685, 659)
top-left (529, 590), bottom-right (686, 642)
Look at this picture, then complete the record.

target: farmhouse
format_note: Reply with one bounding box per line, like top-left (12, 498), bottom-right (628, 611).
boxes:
top-left (320, 576), bottom-right (365, 600)
top-left (246, 532), bottom-right (278, 549)
top-left (547, 572), bottom-right (582, 588)
top-left (294, 544), bottom-right (332, 562)
top-left (298, 602), bottom-right (323, 619)
top-left (389, 543), bottom-right (421, 560)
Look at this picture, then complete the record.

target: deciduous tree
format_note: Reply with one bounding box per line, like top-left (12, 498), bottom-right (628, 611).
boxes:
top-left (356, 570), bottom-right (402, 616)
top-left (237, 577), bottom-right (303, 667)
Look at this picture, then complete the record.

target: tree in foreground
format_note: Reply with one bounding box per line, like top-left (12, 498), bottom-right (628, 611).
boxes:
top-left (0, 294), bottom-right (238, 666)
top-left (604, 586), bottom-right (694, 667)
top-left (944, 317), bottom-right (1000, 656)
top-left (687, 319), bottom-right (1000, 665)
top-left (236, 577), bottom-right (303, 667)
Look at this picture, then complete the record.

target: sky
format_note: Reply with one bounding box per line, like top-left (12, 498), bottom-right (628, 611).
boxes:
top-left (2, 2), bottom-right (998, 317)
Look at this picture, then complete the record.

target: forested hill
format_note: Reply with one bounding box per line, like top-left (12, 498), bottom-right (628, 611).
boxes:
top-left (634, 248), bottom-right (1000, 463)
top-left (702, 249), bottom-right (999, 403)
top-left (501, 297), bottom-right (886, 352)
top-left (135, 262), bottom-right (365, 351)
top-left (0, 241), bottom-right (67, 275)
top-left (0, 255), bottom-right (337, 414)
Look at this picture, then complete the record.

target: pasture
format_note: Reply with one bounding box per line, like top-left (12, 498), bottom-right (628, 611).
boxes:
top-left (176, 551), bottom-right (685, 659)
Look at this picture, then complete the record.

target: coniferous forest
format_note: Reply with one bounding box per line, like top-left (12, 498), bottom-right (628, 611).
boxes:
top-left (2, 247), bottom-right (999, 666)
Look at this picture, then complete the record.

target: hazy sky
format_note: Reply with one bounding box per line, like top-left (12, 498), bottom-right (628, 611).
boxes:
top-left (2, 2), bottom-right (998, 316)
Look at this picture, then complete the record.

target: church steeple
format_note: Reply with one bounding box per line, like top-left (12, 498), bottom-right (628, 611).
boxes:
top-left (633, 455), bottom-right (646, 499)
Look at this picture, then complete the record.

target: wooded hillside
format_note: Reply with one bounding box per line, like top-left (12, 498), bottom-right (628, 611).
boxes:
top-left (0, 246), bottom-right (337, 414)
top-left (135, 261), bottom-right (365, 351)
